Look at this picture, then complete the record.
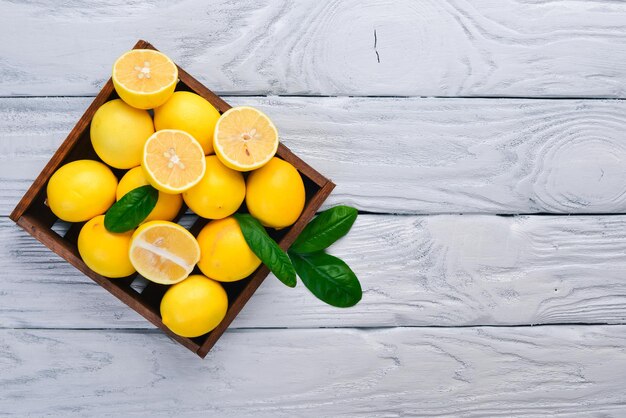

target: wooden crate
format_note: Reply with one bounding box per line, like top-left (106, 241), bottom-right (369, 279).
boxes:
top-left (9, 40), bottom-right (334, 358)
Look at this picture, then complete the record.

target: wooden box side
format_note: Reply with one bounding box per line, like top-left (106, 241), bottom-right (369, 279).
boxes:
top-left (16, 213), bottom-right (201, 353)
top-left (196, 180), bottom-right (335, 357)
top-left (9, 40), bottom-right (155, 223)
top-left (139, 41), bottom-right (337, 356)
top-left (9, 84), bottom-right (115, 223)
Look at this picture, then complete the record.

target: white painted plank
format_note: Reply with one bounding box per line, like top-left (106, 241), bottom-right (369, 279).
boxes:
top-left (1, 326), bottom-right (625, 416)
top-left (3, 97), bottom-right (626, 215)
top-left (4, 214), bottom-right (626, 329)
top-left (2, 1), bottom-right (626, 97)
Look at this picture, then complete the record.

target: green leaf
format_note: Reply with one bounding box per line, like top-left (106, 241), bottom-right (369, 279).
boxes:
top-left (290, 205), bottom-right (358, 254)
top-left (233, 213), bottom-right (297, 288)
top-left (288, 251), bottom-right (362, 307)
top-left (104, 185), bottom-right (158, 233)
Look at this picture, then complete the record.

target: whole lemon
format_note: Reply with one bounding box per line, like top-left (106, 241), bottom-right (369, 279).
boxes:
top-left (183, 156), bottom-right (245, 219)
top-left (117, 167), bottom-right (183, 222)
top-left (77, 215), bottom-right (135, 278)
top-left (154, 92), bottom-right (221, 155)
top-left (245, 158), bottom-right (305, 228)
top-left (90, 99), bottom-right (154, 169)
top-left (47, 160), bottom-right (118, 222)
top-left (197, 217), bottom-right (261, 282)
top-left (160, 274), bottom-right (228, 338)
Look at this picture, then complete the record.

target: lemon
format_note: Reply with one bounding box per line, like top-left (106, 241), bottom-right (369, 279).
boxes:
top-left (197, 217), bottom-right (261, 282)
top-left (142, 130), bottom-right (206, 194)
top-left (129, 220), bottom-right (200, 285)
top-left (90, 99), bottom-right (155, 169)
top-left (47, 160), bottom-right (118, 222)
top-left (77, 215), bottom-right (135, 278)
top-left (183, 156), bottom-right (245, 219)
top-left (160, 274), bottom-right (228, 338)
top-left (154, 92), bottom-right (221, 155)
top-left (213, 106), bottom-right (278, 171)
top-left (112, 49), bottom-right (178, 109)
top-left (117, 167), bottom-right (183, 222)
top-left (245, 158), bottom-right (305, 228)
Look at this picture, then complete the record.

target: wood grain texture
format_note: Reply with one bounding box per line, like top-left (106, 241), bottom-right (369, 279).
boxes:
top-left (3, 96), bottom-right (626, 215)
top-left (4, 214), bottom-right (626, 329)
top-left (1, 326), bottom-right (625, 416)
top-left (2, 1), bottom-right (626, 97)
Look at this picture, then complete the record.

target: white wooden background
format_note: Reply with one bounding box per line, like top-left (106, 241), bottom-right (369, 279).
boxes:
top-left (2, 1), bottom-right (626, 416)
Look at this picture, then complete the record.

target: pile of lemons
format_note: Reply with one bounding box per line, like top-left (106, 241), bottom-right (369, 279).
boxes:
top-left (46, 49), bottom-right (305, 338)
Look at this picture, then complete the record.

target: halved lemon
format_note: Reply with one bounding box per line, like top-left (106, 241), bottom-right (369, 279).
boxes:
top-left (213, 106), bottom-right (279, 171)
top-left (129, 221), bottom-right (200, 285)
top-left (142, 129), bottom-right (206, 194)
top-left (112, 49), bottom-right (178, 109)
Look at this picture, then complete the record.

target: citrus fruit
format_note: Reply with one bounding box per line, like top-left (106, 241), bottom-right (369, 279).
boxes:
top-left (182, 156), bottom-right (245, 219)
top-left (196, 217), bottom-right (261, 282)
top-left (154, 92), bottom-right (221, 155)
top-left (117, 167), bottom-right (183, 222)
top-left (245, 157), bottom-right (305, 228)
top-left (213, 106), bottom-right (278, 171)
top-left (112, 49), bottom-right (178, 109)
top-left (78, 215), bottom-right (135, 278)
top-left (142, 129), bottom-right (206, 194)
top-left (90, 99), bottom-right (155, 169)
top-left (160, 274), bottom-right (228, 338)
top-left (47, 160), bottom-right (118, 222)
top-left (129, 220), bottom-right (200, 285)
